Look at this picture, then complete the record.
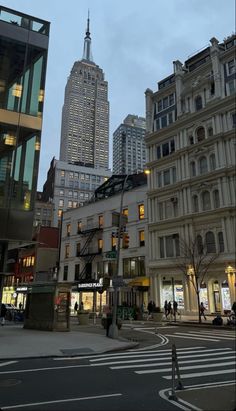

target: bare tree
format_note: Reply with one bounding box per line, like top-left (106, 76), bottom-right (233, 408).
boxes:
top-left (176, 236), bottom-right (219, 323)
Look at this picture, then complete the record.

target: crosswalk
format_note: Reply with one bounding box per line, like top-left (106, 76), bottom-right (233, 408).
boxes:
top-left (88, 346), bottom-right (236, 384)
top-left (163, 329), bottom-right (236, 342)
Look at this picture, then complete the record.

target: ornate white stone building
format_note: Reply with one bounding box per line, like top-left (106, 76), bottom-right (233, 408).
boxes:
top-left (145, 35), bottom-right (236, 315)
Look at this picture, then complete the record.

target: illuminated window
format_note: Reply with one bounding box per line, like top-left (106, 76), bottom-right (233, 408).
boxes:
top-left (76, 243), bottom-right (81, 257)
top-left (138, 204), bottom-right (145, 220)
top-left (111, 235), bottom-right (117, 251)
top-left (98, 239), bottom-right (103, 253)
top-left (99, 215), bottom-right (103, 228)
top-left (139, 230), bottom-right (145, 246)
top-left (58, 209), bottom-right (63, 218)
top-left (61, 170), bottom-right (65, 177)
top-left (77, 221), bottom-right (82, 233)
top-left (123, 208), bottom-right (128, 217)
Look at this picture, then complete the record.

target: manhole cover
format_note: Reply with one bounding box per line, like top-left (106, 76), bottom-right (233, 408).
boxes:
top-left (0, 379), bottom-right (22, 387)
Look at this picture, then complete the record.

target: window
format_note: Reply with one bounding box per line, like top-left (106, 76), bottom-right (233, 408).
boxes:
top-left (228, 60), bottom-right (235, 75)
top-left (164, 170), bottom-right (170, 185)
top-left (162, 142), bottom-right (169, 157)
top-left (218, 232), bottom-right (224, 252)
top-left (159, 237), bottom-right (164, 258)
top-left (59, 190), bottom-right (64, 196)
top-left (98, 239), bottom-right (103, 253)
top-left (69, 172), bottom-right (74, 179)
top-left (196, 127), bottom-right (205, 142)
top-left (66, 224), bottom-right (71, 237)
top-left (169, 93), bottom-right (175, 106)
top-left (61, 170), bottom-right (65, 177)
top-left (157, 146), bottom-right (161, 159)
top-left (163, 97), bottom-right (168, 109)
top-left (63, 266), bottom-right (68, 281)
top-left (161, 116), bottom-right (167, 128)
top-left (199, 156), bottom-right (208, 174)
top-left (189, 135), bottom-right (194, 145)
top-left (193, 195), bottom-right (199, 212)
top-left (213, 189), bottom-right (220, 208)
top-left (74, 264), bottom-right (80, 281)
top-left (138, 204), bottom-right (145, 219)
top-left (99, 215), bottom-right (103, 228)
top-left (232, 113), bottom-right (236, 128)
top-left (139, 230), bottom-right (145, 247)
top-left (172, 167), bottom-right (176, 183)
top-left (58, 209), bottom-right (63, 218)
top-left (206, 231), bottom-right (216, 253)
top-left (195, 95), bottom-right (202, 111)
top-left (208, 127), bottom-right (213, 137)
top-left (76, 242), bottom-right (80, 257)
top-left (190, 161), bottom-right (196, 177)
top-left (209, 154), bottom-right (216, 171)
top-left (68, 200), bottom-right (73, 208)
top-left (197, 235), bottom-right (203, 254)
top-left (65, 245), bottom-right (70, 258)
top-left (158, 100), bottom-right (162, 112)
top-left (123, 208), bottom-right (128, 217)
top-left (166, 235), bottom-right (174, 257)
top-left (111, 235), bottom-right (117, 251)
top-left (77, 221), bottom-right (82, 233)
top-left (202, 191), bottom-right (211, 211)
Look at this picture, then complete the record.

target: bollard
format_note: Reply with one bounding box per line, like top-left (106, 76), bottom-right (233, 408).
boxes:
top-left (168, 344), bottom-right (184, 400)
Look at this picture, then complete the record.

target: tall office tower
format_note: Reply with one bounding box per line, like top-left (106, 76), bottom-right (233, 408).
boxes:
top-left (113, 115), bottom-right (146, 174)
top-left (0, 6), bottom-right (50, 301)
top-left (59, 15), bottom-right (109, 169)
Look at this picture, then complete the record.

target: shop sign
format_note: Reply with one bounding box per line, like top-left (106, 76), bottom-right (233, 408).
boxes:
top-left (78, 278), bottom-right (103, 290)
top-left (16, 286), bottom-right (30, 293)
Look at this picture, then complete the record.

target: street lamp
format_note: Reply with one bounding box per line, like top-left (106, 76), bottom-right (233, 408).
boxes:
top-left (109, 174), bottom-right (129, 339)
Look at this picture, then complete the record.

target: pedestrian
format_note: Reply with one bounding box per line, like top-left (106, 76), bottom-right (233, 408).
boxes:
top-left (173, 300), bottom-right (178, 322)
top-left (167, 301), bottom-right (172, 319)
top-left (106, 308), bottom-right (113, 337)
top-left (231, 301), bottom-right (236, 316)
top-left (164, 300), bottom-right (168, 318)
top-left (74, 301), bottom-right (78, 313)
top-left (19, 302), bottom-right (23, 311)
top-left (79, 301), bottom-right (84, 311)
top-left (200, 302), bottom-right (207, 320)
top-left (0, 303), bottom-right (7, 326)
top-left (147, 301), bottom-right (153, 316)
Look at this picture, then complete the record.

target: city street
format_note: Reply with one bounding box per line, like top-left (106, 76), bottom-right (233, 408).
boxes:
top-left (0, 324), bottom-right (235, 410)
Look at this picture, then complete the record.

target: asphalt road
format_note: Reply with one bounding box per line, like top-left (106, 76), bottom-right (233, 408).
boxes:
top-left (0, 325), bottom-right (235, 411)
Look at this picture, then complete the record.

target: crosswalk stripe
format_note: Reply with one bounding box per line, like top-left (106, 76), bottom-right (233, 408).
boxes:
top-left (90, 347), bottom-right (232, 362)
top-left (0, 361), bottom-right (17, 368)
top-left (164, 334), bottom-right (220, 341)
top-left (163, 369), bottom-right (236, 379)
top-left (186, 331), bottom-right (235, 339)
top-left (108, 354), bottom-right (236, 370)
top-left (135, 361), bottom-right (235, 375)
top-left (181, 332), bottom-right (235, 341)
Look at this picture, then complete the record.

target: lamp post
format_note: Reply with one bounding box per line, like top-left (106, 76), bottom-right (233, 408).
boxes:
top-left (109, 174), bottom-right (129, 339)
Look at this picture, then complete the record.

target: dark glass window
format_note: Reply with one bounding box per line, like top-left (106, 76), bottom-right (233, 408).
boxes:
top-left (218, 232), bottom-right (224, 252)
top-left (63, 266), bottom-right (68, 281)
top-left (74, 264), bottom-right (80, 281)
top-left (163, 97), bottom-right (168, 109)
top-left (160, 237), bottom-right (164, 258)
top-left (206, 231), bottom-right (216, 253)
top-left (161, 116), bottom-right (167, 128)
top-left (157, 146), bottom-right (161, 159)
top-left (195, 95), bottom-right (202, 111)
top-left (162, 142), bottom-right (169, 157)
top-left (170, 139), bottom-right (175, 153)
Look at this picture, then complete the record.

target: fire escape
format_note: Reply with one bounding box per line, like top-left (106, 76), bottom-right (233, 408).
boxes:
top-left (77, 225), bottom-right (103, 281)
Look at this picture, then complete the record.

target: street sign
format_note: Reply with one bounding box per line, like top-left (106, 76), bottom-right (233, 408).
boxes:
top-left (105, 251), bottom-right (117, 259)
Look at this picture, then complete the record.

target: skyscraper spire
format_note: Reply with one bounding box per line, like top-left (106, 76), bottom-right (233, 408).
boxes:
top-left (82, 10), bottom-right (94, 62)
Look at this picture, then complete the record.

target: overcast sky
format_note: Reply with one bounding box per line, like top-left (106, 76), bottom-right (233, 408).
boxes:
top-left (2, 0), bottom-right (235, 190)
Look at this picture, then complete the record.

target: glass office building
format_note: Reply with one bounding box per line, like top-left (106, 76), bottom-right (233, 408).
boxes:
top-left (0, 6), bottom-right (50, 241)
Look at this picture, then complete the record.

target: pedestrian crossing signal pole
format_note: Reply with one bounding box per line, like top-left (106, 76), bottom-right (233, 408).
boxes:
top-left (169, 344), bottom-right (184, 400)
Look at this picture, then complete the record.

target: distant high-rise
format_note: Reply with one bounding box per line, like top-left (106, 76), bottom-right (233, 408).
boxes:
top-left (59, 14), bottom-right (109, 169)
top-left (113, 115), bottom-right (146, 174)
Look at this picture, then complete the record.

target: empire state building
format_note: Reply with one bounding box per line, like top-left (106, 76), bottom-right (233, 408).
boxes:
top-left (59, 15), bottom-right (109, 169)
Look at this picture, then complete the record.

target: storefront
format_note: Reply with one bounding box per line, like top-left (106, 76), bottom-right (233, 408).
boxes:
top-left (161, 278), bottom-right (184, 309)
top-left (72, 279), bottom-right (107, 314)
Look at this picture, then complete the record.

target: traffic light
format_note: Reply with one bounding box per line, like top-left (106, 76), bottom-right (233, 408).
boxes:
top-left (123, 234), bottom-right (129, 248)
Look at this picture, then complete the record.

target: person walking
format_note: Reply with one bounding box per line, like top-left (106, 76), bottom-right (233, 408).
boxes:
top-left (200, 302), bottom-right (207, 320)
top-left (167, 301), bottom-right (172, 319)
top-left (164, 300), bottom-right (168, 318)
top-left (173, 300), bottom-right (178, 322)
top-left (0, 303), bottom-right (7, 326)
top-left (79, 301), bottom-right (84, 311)
top-left (74, 301), bottom-right (78, 314)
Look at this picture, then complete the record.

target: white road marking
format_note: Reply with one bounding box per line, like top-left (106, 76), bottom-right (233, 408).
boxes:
top-left (109, 354), bottom-right (236, 370)
top-left (0, 363), bottom-right (91, 375)
top-left (136, 361), bottom-right (235, 374)
top-left (181, 332), bottom-right (235, 341)
top-left (0, 361), bottom-right (17, 367)
top-left (1, 393), bottom-right (122, 410)
top-left (164, 334), bottom-right (220, 341)
top-left (163, 369), bottom-right (236, 379)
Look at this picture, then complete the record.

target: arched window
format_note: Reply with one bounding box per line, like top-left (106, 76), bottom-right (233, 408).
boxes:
top-left (206, 231), bottom-right (216, 253)
top-left (197, 235), bottom-right (203, 254)
top-left (190, 161), bottom-right (196, 177)
top-left (192, 195), bottom-right (199, 212)
top-left (199, 156), bottom-right (208, 174)
top-left (218, 232), bottom-right (224, 252)
top-left (209, 153), bottom-right (216, 171)
top-left (195, 95), bottom-right (202, 111)
top-left (202, 191), bottom-right (211, 211)
top-left (213, 189), bottom-right (220, 208)
top-left (196, 127), bottom-right (205, 142)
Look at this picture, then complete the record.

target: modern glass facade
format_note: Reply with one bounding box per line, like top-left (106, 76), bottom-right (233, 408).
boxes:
top-left (0, 6), bottom-right (50, 240)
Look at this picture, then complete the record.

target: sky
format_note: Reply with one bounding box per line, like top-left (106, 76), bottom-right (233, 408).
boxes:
top-left (2, 0), bottom-right (235, 190)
